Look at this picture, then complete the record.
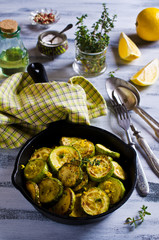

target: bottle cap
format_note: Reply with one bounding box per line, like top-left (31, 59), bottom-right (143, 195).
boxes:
top-left (0, 19), bottom-right (18, 33)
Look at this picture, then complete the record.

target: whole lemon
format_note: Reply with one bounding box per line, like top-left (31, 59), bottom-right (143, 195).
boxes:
top-left (136, 7), bottom-right (159, 41)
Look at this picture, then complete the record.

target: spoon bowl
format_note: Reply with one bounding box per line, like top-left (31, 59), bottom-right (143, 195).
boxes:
top-left (115, 86), bottom-right (140, 110)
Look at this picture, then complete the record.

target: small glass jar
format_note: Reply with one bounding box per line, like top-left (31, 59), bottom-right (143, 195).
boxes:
top-left (73, 45), bottom-right (108, 77)
top-left (0, 20), bottom-right (29, 76)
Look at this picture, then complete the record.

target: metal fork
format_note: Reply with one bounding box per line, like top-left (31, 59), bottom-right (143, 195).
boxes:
top-left (111, 100), bottom-right (132, 143)
top-left (111, 96), bottom-right (149, 197)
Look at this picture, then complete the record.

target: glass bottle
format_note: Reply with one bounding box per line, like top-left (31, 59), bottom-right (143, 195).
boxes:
top-left (0, 19), bottom-right (29, 76)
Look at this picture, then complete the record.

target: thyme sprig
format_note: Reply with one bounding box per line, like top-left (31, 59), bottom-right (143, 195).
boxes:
top-left (125, 205), bottom-right (151, 228)
top-left (82, 157), bottom-right (100, 167)
top-left (70, 157), bottom-right (100, 167)
top-left (75, 3), bottom-right (117, 53)
top-left (108, 68), bottom-right (119, 77)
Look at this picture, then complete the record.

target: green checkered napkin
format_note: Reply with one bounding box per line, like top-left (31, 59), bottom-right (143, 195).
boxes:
top-left (0, 72), bottom-right (107, 148)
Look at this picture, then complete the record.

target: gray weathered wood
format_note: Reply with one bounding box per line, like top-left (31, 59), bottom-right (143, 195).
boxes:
top-left (0, 0), bottom-right (159, 239)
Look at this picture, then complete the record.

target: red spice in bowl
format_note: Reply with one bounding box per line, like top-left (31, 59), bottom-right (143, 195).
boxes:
top-left (30, 9), bottom-right (60, 26)
top-left (34, 12), bottom-right (55, 24)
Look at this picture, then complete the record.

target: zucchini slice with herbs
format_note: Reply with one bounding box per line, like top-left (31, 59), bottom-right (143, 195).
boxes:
top-left (39, 177), bottom-right (63, 205)
top-left (26, 181), bottom-right (40, 205)
top-left (48, 146), bottom-right (81, 172)
top-left (24, 159), bottom-right (49, 183)
top-left (29, 147), bottom-right (52, 161)
top-left (58, 163), bottom-right (83, 188)
top-left (95, 144), bottom-right (120, 158)
top-left (86, 155), bottom-right (114, 182)
top-left (60, 137), bottom-right (95, 158)
top-left (81, 187), bottom-right (110, 215)
top-left (98, 177), bottom-right (125, 205)
top-left (112, 161), bottom-right (127, 180)
top-left (52, 188), bottom-right (76, 215)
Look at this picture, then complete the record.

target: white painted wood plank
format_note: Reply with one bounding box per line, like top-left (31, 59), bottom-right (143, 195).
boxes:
top-left (0, 0), bottom-right (159, 239)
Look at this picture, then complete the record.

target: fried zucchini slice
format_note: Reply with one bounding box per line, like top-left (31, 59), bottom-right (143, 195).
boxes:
top-left (95, 144), bottom-right (120, 158)
top-left (60, 137), bottom-right (95, 158)
top-left (39, 177), bottom-right (63, 205)
top-left (81, 187), bottom-right (110, 215)
top-left (112, 161), bottom-right (127, 180)
top-left (98, 177), bottom-right (125, 205)
top-left (58, 163), bottom-right (83, 188)
top-left (24, 159), bottom-right (49, 183)
top-left (52, 188), bottom-right (75, 215)
top-left (69, 193), bottom-right (87, 217)
top-left (29, 147), bottom-right (52, 161)
top-left (86, 155), bottom-right (114, 182)
top-left (48, 146), bottom-right (81, 172)
top-left (73, 171), bottom-right (89, 192)
top-left (26, 181), bottom-right (40, 205)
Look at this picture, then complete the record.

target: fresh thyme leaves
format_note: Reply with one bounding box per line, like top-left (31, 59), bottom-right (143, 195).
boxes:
top-left (108, 68), bottom-right (119, 77)
top-left (125, 205), bottom-right (151, 228)
top-left (91, 159), bottom-right (100, 166)
top-left (81, 157), bottom-right (89, 167)
top-left (82, 157), bottom-right (100, 167)
top-left (75, 3), bottom-right (117, 53)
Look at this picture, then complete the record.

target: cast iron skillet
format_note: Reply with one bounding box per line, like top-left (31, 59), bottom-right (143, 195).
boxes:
top-left (12, 63), bottom-right (137, 224)
top-left (12, 120), bottom-right (137, 225)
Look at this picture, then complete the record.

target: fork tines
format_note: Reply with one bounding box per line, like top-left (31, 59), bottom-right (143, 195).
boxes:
top-left (111, 100), bottom-right (130, 121)
top-left (111, 99), bottom-right (131, 133)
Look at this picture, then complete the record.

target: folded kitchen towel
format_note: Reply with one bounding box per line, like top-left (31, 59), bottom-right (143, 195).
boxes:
top-left (0, 72), bottom-right (107, 148)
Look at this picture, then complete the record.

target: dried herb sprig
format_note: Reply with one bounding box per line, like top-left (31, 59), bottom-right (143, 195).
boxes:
top-left (125, 205), bottom-right (151, 228)
top-left (75, 3), bottom-right (117, 53)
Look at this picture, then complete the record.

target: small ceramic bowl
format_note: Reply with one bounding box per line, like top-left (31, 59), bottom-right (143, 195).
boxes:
top-left (29, 8), bottom-right (60, 27)
top-left (37, 30), bottom-right (68, 57)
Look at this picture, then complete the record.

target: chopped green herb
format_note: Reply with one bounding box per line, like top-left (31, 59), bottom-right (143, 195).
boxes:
top-left (82, 157), bottom-right (101, 167)
top-left (91, 158), bottom-right (100, 166)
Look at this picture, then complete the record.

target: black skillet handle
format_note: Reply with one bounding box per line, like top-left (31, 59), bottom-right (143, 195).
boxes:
top-left (27, 62), bottom-right (49, 83)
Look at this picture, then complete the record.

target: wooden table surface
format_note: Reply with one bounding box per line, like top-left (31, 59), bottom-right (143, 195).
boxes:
top-left (0, 0), bottom-right (159, 239)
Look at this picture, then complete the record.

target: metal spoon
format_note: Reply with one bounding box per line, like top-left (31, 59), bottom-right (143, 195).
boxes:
top-left (48, 23), bottom-right (73, 44)
top-left (106, 77), bottom-right (159, 138)
top-left (115, 86), bottom-right (159, 138)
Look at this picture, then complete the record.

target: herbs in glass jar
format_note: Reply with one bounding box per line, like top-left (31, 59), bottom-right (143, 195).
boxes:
top-left (73, 3), bottom-right (117, 77)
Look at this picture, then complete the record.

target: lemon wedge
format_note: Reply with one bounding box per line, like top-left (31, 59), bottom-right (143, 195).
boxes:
top-left (130, 58), bottom-right (159, 86)
top-left (118, 32), bottom-right (141, 61)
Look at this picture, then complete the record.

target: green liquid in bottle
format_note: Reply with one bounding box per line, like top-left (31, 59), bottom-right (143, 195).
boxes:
top-left (0, 47), bottom-right (29, 76)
